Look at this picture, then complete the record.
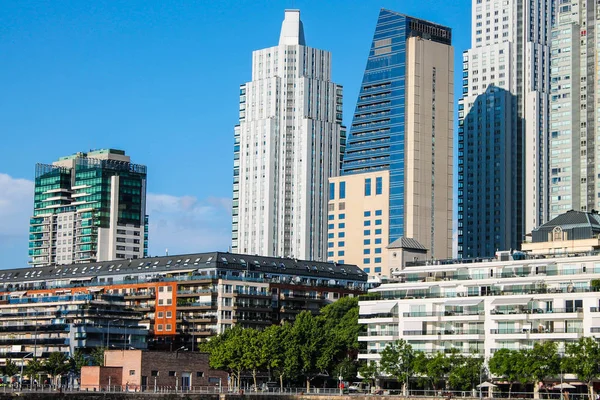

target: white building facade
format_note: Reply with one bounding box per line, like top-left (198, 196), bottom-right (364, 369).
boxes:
top-left (549, 1), bottom-right (600, 218)
top-left (231, 10), bottom-right (345, 261)
top-left (359, 253), bottom-right (600, 362)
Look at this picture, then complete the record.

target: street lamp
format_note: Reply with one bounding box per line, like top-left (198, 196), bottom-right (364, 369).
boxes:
top-left (20, 352), bottom-right (33, 389)
top-left (106, 319), bottom-right (119, 348)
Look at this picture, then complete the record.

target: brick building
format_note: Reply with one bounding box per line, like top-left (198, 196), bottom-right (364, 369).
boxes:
top-left (81, 350), bottom-right (228, 391)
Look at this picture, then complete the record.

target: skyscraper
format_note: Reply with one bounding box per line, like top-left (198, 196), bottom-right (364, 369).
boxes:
top-left (29, 149), bottom-right (148, 266)
top-left (231, 10), bottom-right (345, 260)
top-left (327, 9), bottom-right (454, 278)
top-left (458, 0), bottom-right (554, 258)
top-left (549, 2), bottom-right (599, 217)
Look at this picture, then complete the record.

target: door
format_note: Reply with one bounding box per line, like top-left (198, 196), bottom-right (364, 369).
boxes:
top-left (181, 372), bottom-right (191, 391)
top-left (141, 376), bottom-right (147, 392)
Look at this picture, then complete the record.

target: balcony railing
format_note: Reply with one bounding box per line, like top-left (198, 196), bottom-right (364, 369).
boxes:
top-left (403, 311), bottom-right (483, 317)
top-left (358, 313), bottom-right (398, 319)
top-left (403, 330), bottom-right (484, 336)
top-left (491, 308), bottom-right (583, 315)
top-left (490, 328), bottom-right (583, 334)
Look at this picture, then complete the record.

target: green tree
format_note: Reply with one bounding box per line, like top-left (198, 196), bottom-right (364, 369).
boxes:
top-left (417, 352), bottom-right (452, 391)
top-left (563, 337), bottom-right (600, 400)
top-left (525, 341), bottom-right (560, 392)
top-left (24, 358), bottom-right (45, 381)
top-left (489, 348), bottom-right (527, 397)
top-left (316, 297), bottom-right (363, 377)
top-left (90, 347), bottom-right (106, 367)
top-left (241, 328), bottom-right (266, 391)
top-left (289, 311), bottom-right (324, 391)
top-left (379, 339), bottom-right (415, 393)
top-left (200, 326), bottom-right (246, 390)
top-left (447, 355), bottom-right (483, 391)
top-left (262, 324), bottom-right (290, 390)
top-left (69, 349), bottom-right (88, 372)
top-left (44, 352), bottom-right (70, 387)
top-left (358, 361), bottom-right (380, 389)
top-left (3, 359), bottom-right (18, 378)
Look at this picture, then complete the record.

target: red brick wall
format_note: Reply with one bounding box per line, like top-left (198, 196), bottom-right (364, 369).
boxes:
top-left (80, 366), bottom-right (123, 391)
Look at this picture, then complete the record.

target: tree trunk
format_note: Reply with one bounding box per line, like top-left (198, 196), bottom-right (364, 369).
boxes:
top-left (306, 378), bottom-right (310, 393)
top-left (279, 374), bottom-right (283, 391)
top-left (588, 380), bottom-right (594, 400)
top-left (509, 382), bottom-right (513, 399)
top-left (252, 369), bottom-right (257, 391)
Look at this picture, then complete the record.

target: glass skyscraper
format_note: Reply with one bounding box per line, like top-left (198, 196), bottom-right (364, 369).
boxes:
top-left (328, 9), bottom-right (454, 277)
top-left (29, 149), bottom-right (148, 266)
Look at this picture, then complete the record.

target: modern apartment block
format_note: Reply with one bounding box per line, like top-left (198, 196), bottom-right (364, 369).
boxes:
top-left (549, 1), bottom-right (600, 218)
top-left (458, 0), bottom-right (554, 258)
top-left (0, 251), bottom-right (367, 352)
top-left (328, 9), bottom-right (454, 278)
top-left (29, 149), bottom-right (148, 267)
top-left (232, 9), bottom-right (345, 261)
top-left (358, 211), bottom-right (600, 363)
top-left (0, 291), bottom-right (147, 365)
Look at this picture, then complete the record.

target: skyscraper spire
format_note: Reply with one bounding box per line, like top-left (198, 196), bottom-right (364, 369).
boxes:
top-left (279, 9), bottom-right (305, 46)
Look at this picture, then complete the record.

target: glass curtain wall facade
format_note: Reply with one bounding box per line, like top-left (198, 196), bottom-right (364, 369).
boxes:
top-left (29, 149), bottom-right (148, 266)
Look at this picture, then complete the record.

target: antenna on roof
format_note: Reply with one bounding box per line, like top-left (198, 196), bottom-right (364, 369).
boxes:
top-left (165, 248), bottom-right (169, 256)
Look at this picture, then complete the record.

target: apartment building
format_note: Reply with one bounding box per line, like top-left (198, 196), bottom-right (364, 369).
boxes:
top-left (0, 252), bottom-right (367, 352)
top-left (29, 149), bottom-right (148, 266)
top-left (359, 211), bottom-right (600, 362)
top-left (232, 9), bottom-right (345, 260)
top-left (0, 291), bottom-right (147, 367)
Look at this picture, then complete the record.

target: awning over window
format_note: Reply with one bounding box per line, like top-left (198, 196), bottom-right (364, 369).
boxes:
top-left (491, 297), bottom-right (532, 306)
top-left (443, 298), bottom-right (483, 307)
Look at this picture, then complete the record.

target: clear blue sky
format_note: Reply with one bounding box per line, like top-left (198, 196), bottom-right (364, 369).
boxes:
top-left (0, 0), bottom-right (471, 269)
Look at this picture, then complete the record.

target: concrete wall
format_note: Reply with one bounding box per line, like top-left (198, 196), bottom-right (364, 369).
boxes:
top-left (80, 366), bottom-right (123, 391)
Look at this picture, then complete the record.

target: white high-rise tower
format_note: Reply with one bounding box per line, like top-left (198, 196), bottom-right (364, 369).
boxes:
top-left (231, 10), bottom-right (345, 260)
top-left (458, 0), bottom-right (554, 257)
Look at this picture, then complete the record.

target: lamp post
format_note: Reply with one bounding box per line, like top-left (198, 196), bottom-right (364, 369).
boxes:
top-left (19, 352), bottom-right (33, 389)
top-left (106, 319), bottom-right (119, 348)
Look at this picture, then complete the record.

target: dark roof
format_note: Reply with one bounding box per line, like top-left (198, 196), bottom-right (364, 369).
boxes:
top-left (1, 252), bottom-right (367, 285)
top-left (386, 237), bottom-right (427, 251)
top-left (536, 210), bottom-right (600, 231)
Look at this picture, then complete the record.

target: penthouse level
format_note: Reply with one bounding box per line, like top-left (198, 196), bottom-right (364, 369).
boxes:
top-left (0, 252), bottom-right (367, 351)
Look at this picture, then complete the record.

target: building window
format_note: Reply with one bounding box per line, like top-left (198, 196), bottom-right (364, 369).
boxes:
top-left (328, 242), bottom-right (334, 248)
top-left (151, 370), bottom-right (159, 377)
top-left (374, 257), bottom-right (382, 263)
top-left (375, 248), bottom-right (382, 254)
top-left (364, 249), bottom-right (371, 255)
top-left (364, 221), bottom-right (371, 227)
top-left (158, 312), bottom-right (164, 318)
top-left (375, 219), bottom-right (382, 226)
top-left (339, 182), bottom-right (346, 199)
top-left (328, 224), bottom-right (334, 229)
top-left (376, 177), bottom-right (383, 195)
top-left (364, 230), bottom-right (371, 236)
top-left (375, 229), bottom-right (382, 235)
top-left (329, 182), bottom-right (335, 200)
top-left (375, 238), bottom-right (382, 244)
top-left (158, 299), bottom-right (164, 305)
top-left (130, 370), bottom-right (135, 376)
top-left (338, 223), bottom-right (345, 229)
top-left (364, 211), bottom-right (371, 217)
top-left (167, 286), bottom-right (173, 292)
top-left (363, 258), bottom-right (371, 264)
top-left (375, 210), bottom-right (382, 216)
top-left (364, 268), bottom-right (371, 273)
top-left (338, 232), bottom-right (345, 238)
top-left (338, 251), bottom-right (345, 256)
top-left (364, 178), bottom-right (372, 196)
top-left (338, 241), bottom-right (345, 247)
top-left (169, 371), bottom-right (176, 377)
top-left (166, 324), bottom-right (172, 331)
top-left (374, 267), bottom-right (382, 273)
top-left (157, 324), bottom-right (163, 331)
top-left (196, 372), bottom-right (204, 378)
top-left (339, 213), bottom-right (345, 220)
top-left (328, 233), bottom-right (334, 239)
top-left (159, 287), bottom-right (165, 293)
top-left (328, 251), bottom-right (334, 257)
top-left (166, 311), bottom-right (172, 318)
top-left (364, 239), bottom-right (371, 245)
top-left (328, 215), bottom-right (334, 220)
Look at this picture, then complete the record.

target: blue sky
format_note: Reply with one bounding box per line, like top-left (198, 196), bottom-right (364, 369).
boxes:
top-left (0, 0), bottom-right (471, 269)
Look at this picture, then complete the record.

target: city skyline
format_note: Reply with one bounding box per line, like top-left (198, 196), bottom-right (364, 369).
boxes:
top-left (1, 1), bottom-right (471, 269)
